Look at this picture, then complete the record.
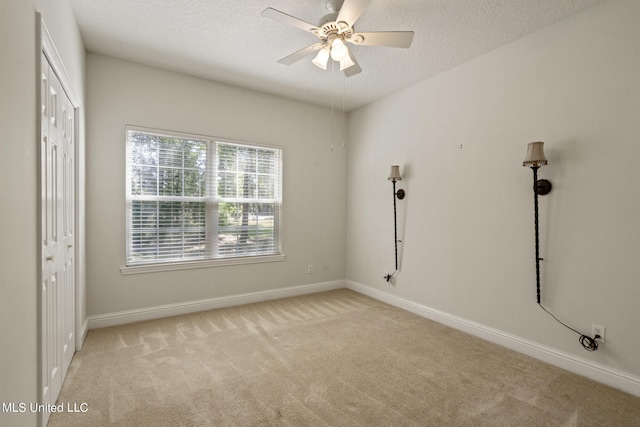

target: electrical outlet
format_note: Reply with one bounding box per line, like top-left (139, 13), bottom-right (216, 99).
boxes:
top-left (592, 324), bottom-right (606, 343)
top-left (307, 264), bottom-right (313, 274)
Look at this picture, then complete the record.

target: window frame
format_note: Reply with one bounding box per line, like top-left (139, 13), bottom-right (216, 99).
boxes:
top-left (121, 125), bottom-right (285, 275)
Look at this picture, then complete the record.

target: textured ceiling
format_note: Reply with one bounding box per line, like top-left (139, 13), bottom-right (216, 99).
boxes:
top-left (70, 0), bottom-right (604, 111)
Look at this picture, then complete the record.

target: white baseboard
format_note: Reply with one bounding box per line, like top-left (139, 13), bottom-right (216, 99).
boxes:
top-left (346, 280), bottom-right (640, 398)
top-left (87, 280), bottom-right (345, 330)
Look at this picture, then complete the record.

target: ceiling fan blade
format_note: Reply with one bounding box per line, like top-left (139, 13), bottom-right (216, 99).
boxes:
top-left (343, 51), bottom-right (362, 77)
top-left (278, 43), bottom-right (324, 65)
top-left (351, 31), bottom-right (414, 48)
top-left (261, 7), bottom-right (320, 34)
top-left (336, 0), bottom-right (372, 29)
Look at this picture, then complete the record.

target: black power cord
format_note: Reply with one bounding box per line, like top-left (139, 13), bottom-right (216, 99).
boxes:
top-left (383, 271), bottom-right (396, 282)
top-left (538, 304), bottom-right (599, 351)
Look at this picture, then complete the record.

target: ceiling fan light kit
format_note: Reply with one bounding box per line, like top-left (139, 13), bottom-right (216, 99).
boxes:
top-left (330, 37), bottom-right (349, 61)
top-left (312, 47), bottom-right (330, 70)
top-left (261, 0), bottom-right (414, 77)
top-left (339, 54), bottom-right (355, 71)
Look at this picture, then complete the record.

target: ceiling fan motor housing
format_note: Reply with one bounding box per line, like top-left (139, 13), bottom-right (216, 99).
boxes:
top-left (314, 14), bottom-right (354, 43)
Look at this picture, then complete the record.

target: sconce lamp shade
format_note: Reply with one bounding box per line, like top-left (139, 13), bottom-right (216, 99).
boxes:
top-left (523, 141), bottom-right (548, 168)
top-left (388, 165), bottom-right (402, 182)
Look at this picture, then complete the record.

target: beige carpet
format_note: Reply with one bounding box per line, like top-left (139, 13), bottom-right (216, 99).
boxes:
top-left (49, 289), bottom-right (640, 426)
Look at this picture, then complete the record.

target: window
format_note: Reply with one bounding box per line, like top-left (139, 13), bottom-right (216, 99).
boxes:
top-left (125, 126), bottom-right (282, 268)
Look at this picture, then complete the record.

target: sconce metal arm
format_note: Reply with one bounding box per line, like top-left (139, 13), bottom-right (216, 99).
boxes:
top-left (384, 180), bottom-right (405, 282)
top-left (392, 180), bottom-right (400, 272)
top-left (532, 166), bottom-right (542, 304)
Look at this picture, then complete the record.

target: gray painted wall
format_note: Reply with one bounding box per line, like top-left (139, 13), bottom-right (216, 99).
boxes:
top-left (347, 0), bottom-right (640, 382)
top-left (85, 54), bottom-right (347, 316)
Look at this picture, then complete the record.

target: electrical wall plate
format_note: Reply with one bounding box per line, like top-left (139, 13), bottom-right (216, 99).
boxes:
top-left (592, 325), bottom-right (606, 343)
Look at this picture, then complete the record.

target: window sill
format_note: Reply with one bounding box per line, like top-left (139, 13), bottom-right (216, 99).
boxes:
top-left (120, 254), bottom-right (286, 276)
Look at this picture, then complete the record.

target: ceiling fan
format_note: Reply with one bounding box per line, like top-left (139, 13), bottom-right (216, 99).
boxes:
top-left (261, 0), bottom-right (414, 77)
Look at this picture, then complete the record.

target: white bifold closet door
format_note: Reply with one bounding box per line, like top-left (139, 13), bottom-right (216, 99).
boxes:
top-left (40, 50), bottom-right (75, 411)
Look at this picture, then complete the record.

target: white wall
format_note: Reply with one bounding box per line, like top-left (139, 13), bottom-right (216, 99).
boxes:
top-left (347, 0), bottom-right (640, 390)
top-left (0, 0), bottom-right (85, 425)
top-left (85, 54), bottom-right (347, 317)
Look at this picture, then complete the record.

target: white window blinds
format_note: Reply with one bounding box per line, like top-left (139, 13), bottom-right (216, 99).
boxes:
top-left (126, 127), bottom-right (282, 266)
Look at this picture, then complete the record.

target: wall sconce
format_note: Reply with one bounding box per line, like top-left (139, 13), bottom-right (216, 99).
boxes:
top-left (523, 142), bottom-right (551, 303)
top-left (384, 165), bottom-right (405, 282)
top-left (522, 142), bottom-right (599, 351)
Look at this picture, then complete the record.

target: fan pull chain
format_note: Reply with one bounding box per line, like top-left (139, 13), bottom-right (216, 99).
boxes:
top-left (342, 75), bottom-right (346, 150)
top-left (330, 60), bottom-right (335, 151)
